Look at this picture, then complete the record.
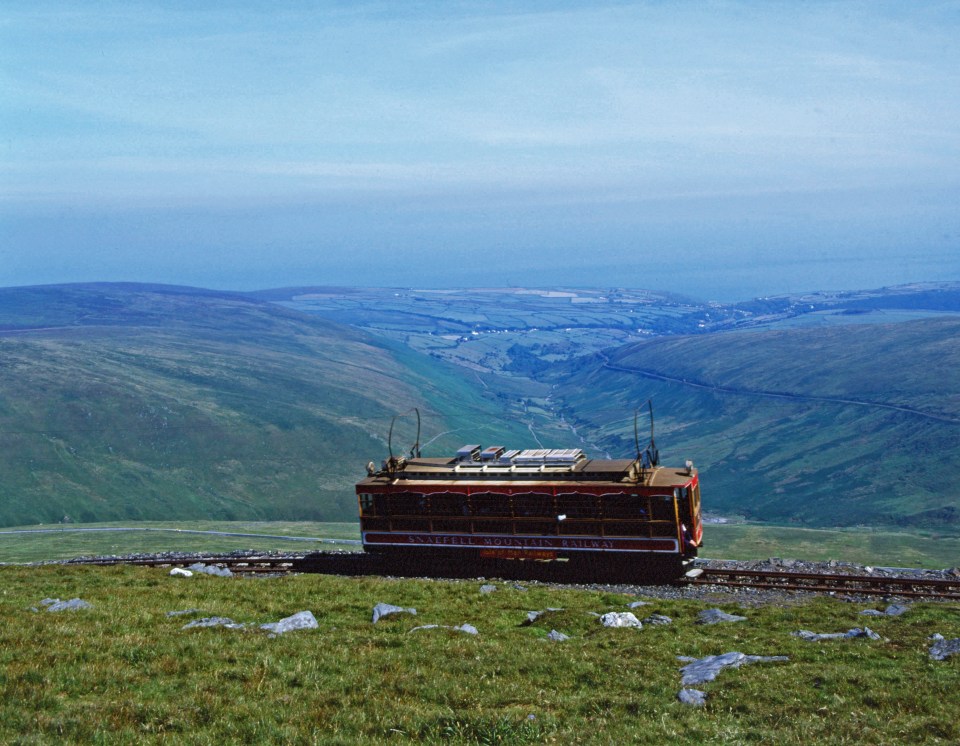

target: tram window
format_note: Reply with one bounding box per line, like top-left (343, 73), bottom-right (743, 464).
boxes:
top-left (556, 494), bottom-right (600, 519)
top-left (650, 495), bottom-right (676, 520)
top-left (473, 519), bottom-right (510, 534)
top-left (515, 520), bottom-right (557, 536)
top-left (603, 521), bottom-right (643, 537)
top-left (359, 493), bottom-right (376, 516)
top-left (471, 493), bottom-right (512, 517)
top-left (559, 520), bottom-right (595, 535)
top-left (432, 518), bottom-right (470, 533)
top-left (431, 492), bottom-right (470, 516)
top-left (603, 494), bottom-right (648, 519)
top-left (391, 517), bottom-right (430, 531)
top-left (513, 493), bottom-right (554, 517)
top-left (388, 492), bottom-right (430, 515)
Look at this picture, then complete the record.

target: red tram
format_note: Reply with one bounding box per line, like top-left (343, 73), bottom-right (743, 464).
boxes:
top-left (356, 439), bottom-right (702, 580)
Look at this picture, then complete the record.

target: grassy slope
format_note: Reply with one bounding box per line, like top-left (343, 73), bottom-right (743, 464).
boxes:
top-left (555, 318), bottom-right (960, 530)
top-left (1, 565), bottom-right (957, 744)
top-left (0, 284), bottom-right (526, 528)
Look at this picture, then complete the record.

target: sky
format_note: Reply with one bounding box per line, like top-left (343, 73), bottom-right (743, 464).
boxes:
top-left (2, 1), bottom-right (959, 301)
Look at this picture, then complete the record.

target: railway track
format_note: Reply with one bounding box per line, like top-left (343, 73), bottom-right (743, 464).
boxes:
top-left (65, 552), bottom-right (960, 600)
top-left (682, 567), bottom-right (960, 600)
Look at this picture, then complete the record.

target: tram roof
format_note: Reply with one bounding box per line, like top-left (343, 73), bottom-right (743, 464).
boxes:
top-left (358, 458), bottom-right (696, 489)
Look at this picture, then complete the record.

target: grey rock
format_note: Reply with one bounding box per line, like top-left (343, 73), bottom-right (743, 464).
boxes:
top-left (524, 608), bottom-right (563, 625)
top-left (860, 604), bottom-right (910, 617)
top-left (479, 584), bottom-right (497, 594)
top-left (678, 688), bottom-right (707, 707)
top-left (169, 567), bottom-right (193, 577)
top-left (599, 611), bottom-right (642, 629)
top-left (929, 637), bottom-right (960, 661)
top-left (409, 623), bottom-right (478, 635)
top-left (794, 627), bottom-right (880, 642)
top-left (626, 600), bottom-right (649, 609)
top-left (930, 633), bottom-right (945, 641)
top-left (697, 608), bottom-right (747, 625)
top-left (641, 614), bottom-right (673, 626)
top-left (546, 630), bottom-right (569, 642)
top-left (511, 583), bottom-right (528, 591)
top-left (166, 608), bottom-right (202, 617)
top-left (42, 598), bottom-right (92, 612)
top-left (680, 652), bottom-right (790, 686)
top-left (883, 604), bottom-right (910, 617)
top-left (182, 616), bottom-right (246, 630)
top-left (187, 563), bottom-right (233, 578)
top-left (260, 610), bottom-right (318, 636)
top-left (372, 603), bottom-right (416, 623)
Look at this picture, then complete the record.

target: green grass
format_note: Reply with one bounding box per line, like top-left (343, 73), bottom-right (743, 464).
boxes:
top-left (2, 520), bottom-right (957, 569)
top-left (705, 523), bottom-right (960, 569)
top-left (0, 521), bottom-right (362, 563)
top-left (0, 284), bottom-right (530, 528)
top-left (0, 565), bottom-right (957, 744)
top-left (555, 317), bottom-right (960, 531)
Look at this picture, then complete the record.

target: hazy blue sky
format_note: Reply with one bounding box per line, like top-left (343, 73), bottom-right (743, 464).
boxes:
top-left (2, 1), bottom-right (959, 300)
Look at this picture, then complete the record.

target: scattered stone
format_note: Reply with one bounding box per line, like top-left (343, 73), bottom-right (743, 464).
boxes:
top-left (182, 616), bottom-right (246, 630)
top-left (187, 563), bottom-right (234, 578)
top-left (929, 637), bottom-right (960, 661)
top-left (372, 603), bottom-right (417, 623)
top-left (511, 583), bottom-right (528, 592)
top-left (409, 624), bottom-right (440, 633)
top-left (947, 567), bottom-right (960, 578)
top-left (479, 584), bottom-right (497, 594)
top-left (626, 600), bottom-right (649, 609)
top-left (860, 603), bottom-right (909, 617)
top-left (41, 598), bottom-right (92, 612)
top-left (794, 627), bottom-right (880, 642)
top-left (409, 623), bottom-right (478, 635)
top-left (260, 610), bottom-right (318, 636)
top-left (641, 614), bottom-right (673, 626)
top-left (524, 608), bottom-right (563, 625)
top-left (546, 630), bottom-right (569, 642)
top-left (696, 609), bottom-right (747, 625)
top-left (864, 566), bottom-right (874, 574)
top-left (166, 608), bottom-right (201, 617)
top-left (678, 688), bottom-right (707, 707)
top-left (679, 652), bottom-right (789, 686)
top-left (599, 611), bottom-right (642, 629)
top-left (170, 568), bottom-right (193, 577)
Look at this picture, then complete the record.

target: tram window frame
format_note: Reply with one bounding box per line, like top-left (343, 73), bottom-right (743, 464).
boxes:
top-left (359, 493), bottom-right (376, 515)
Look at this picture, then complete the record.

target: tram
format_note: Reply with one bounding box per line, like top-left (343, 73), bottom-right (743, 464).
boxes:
top-left (355, 408), bottom-right (702, 580)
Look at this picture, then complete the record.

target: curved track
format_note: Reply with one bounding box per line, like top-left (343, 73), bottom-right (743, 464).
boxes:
top-left (682, 567), bottom-right (960, 600)
top-left (64, 551), bottom-right (960, 599)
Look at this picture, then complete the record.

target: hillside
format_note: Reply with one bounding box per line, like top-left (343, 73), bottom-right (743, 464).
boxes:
top-left (553, 317), bottom-right (960, 531)
top-left (0, 284), bottom-right (527, 527)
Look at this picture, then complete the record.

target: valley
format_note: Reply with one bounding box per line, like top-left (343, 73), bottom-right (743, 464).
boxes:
top-left (1, 281), bottom-right (959, 542)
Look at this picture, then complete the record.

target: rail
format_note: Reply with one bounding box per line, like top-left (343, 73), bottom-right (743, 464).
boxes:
top-left (682, 567), bottom-right (960, 600)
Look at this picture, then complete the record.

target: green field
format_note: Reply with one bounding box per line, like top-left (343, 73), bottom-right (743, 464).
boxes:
top-left (0, 285), bottom-right (530, 528)
top-left (704, 524), bottom-right (960, 569)
top-left (1, 521), bottom-right (957, 570)
top-left (555, 316), bottom-right (960, 531)
top-left (1, 564), bottom-right (957, 743)
top-left (0, 522), bottom-right (362, 564)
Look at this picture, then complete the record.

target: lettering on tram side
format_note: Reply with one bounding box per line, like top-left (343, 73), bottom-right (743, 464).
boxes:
top-left (362, 532), bottom-right (679, 553)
